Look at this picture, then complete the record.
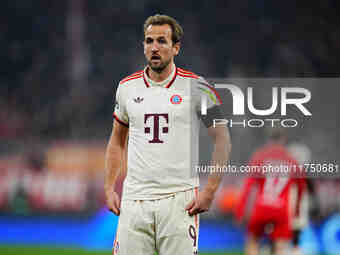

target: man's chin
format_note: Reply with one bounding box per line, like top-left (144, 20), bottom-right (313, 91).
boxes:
top-left (149, 63), bottom-right (166, 73)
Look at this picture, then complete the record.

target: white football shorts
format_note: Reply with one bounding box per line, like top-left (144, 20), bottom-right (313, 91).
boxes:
top-left (113, 188), bottom-right (199, 255)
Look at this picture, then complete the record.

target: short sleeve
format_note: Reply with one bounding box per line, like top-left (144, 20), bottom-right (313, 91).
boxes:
top-left (193, 77), bottom-right (223, 127)
top-left (195, 77), bottom-right (222, 109)
top-left (113, 84), bottom-right (129, 127)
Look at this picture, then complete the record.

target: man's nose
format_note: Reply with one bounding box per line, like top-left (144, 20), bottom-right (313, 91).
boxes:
top-left (151, 42), bottom-right (160, 52)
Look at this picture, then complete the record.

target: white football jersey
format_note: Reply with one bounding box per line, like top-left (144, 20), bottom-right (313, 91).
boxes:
top-left (114, 66), bottom-right (221, 200)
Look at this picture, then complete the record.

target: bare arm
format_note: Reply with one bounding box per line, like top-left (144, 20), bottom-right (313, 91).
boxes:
top-left (204, 125), bottom-right (232, 193)
top-left (186, 125), bottom-right (232, 215)
top-left (104, 119), bottom-right (128, 215)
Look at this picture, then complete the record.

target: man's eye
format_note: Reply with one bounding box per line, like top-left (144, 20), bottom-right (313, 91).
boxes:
top-left (146, 38), bottom-right (153, 44)
top-left (158, 38), bottom-right (167, 44)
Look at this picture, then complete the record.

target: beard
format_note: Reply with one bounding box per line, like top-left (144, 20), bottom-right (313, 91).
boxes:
top-left (147, 58), bottom-right (171, 73)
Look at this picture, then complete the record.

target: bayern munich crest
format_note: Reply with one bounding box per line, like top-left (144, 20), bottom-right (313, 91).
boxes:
top-left (170, 94), bottom-right (182, 104)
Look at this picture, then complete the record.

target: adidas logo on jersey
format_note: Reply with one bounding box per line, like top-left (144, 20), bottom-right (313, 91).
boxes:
top-left (133, 97), bottom-right (144, 103)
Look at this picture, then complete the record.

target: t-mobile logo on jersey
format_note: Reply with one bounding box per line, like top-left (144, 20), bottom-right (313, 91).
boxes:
top-left (144, 113), bottom-right (169, 143)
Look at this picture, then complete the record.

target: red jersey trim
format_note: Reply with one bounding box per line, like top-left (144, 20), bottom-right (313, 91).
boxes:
top-left (143, 73), bottom-right (150, 88)
top-left (177, 73), bottom-right (199, 79)
top-left (212, 87), bottom-right (223, 105)
top-left (165, 67), bottom-right (177, 88)
top-left (120, 70), bottom-right (143, 84)
top-left (113, 113), bottom-right (129, 128)
top-left (177, 68), bottom-right (199, 79)
top-left (198, 81), bottom-right (223, 105)
top-left (119, 75), bottom-right (143, 85)
top-left (177, 69), bottom-right (197, 75)
top-left (143, 66), bottom-right (178, 88)
top-left (121, 70), bottom-right (143, 80)
top-left (177, 67), bottom-right (195, 75)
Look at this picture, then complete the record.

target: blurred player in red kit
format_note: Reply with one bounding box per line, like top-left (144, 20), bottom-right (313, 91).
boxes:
top-left (234, 128), bottom-right (306, 255)
top-left (288, 143), bottom-right (320, 255)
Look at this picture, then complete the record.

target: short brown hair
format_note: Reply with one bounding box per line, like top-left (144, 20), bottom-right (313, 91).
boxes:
top-left (144, 14), bottom-right (184, 44)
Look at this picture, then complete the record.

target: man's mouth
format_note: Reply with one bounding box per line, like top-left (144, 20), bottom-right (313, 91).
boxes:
top-left (151, 55), bottom-right (161, 61)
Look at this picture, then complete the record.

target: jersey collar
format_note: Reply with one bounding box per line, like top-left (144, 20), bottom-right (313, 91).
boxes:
top-left (143, 64), bottom-right (177, 89)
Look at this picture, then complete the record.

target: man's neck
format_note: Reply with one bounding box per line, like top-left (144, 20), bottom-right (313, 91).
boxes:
top-left (148, 62), bottom-right (174, 82)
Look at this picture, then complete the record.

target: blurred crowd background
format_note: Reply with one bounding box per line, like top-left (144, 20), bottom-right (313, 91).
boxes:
top-left (0, 0), bottom-right (339, 253)
top-left (1, 0), bottom-right (340, 142)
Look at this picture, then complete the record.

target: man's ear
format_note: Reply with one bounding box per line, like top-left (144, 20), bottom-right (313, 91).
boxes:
top-left (173, 42), bottom-right (181, 56)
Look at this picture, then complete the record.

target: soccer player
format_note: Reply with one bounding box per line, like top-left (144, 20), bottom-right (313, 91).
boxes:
top-left (234, 128), bottom-right (306, 255)
top-left (104, 14), bottom-right (231, 255)
top-left (288, 143), bottom-right (320, 255)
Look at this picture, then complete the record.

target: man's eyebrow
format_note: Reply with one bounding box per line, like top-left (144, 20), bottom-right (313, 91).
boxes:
top-left (145, 35), bottom-right (167, 38)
